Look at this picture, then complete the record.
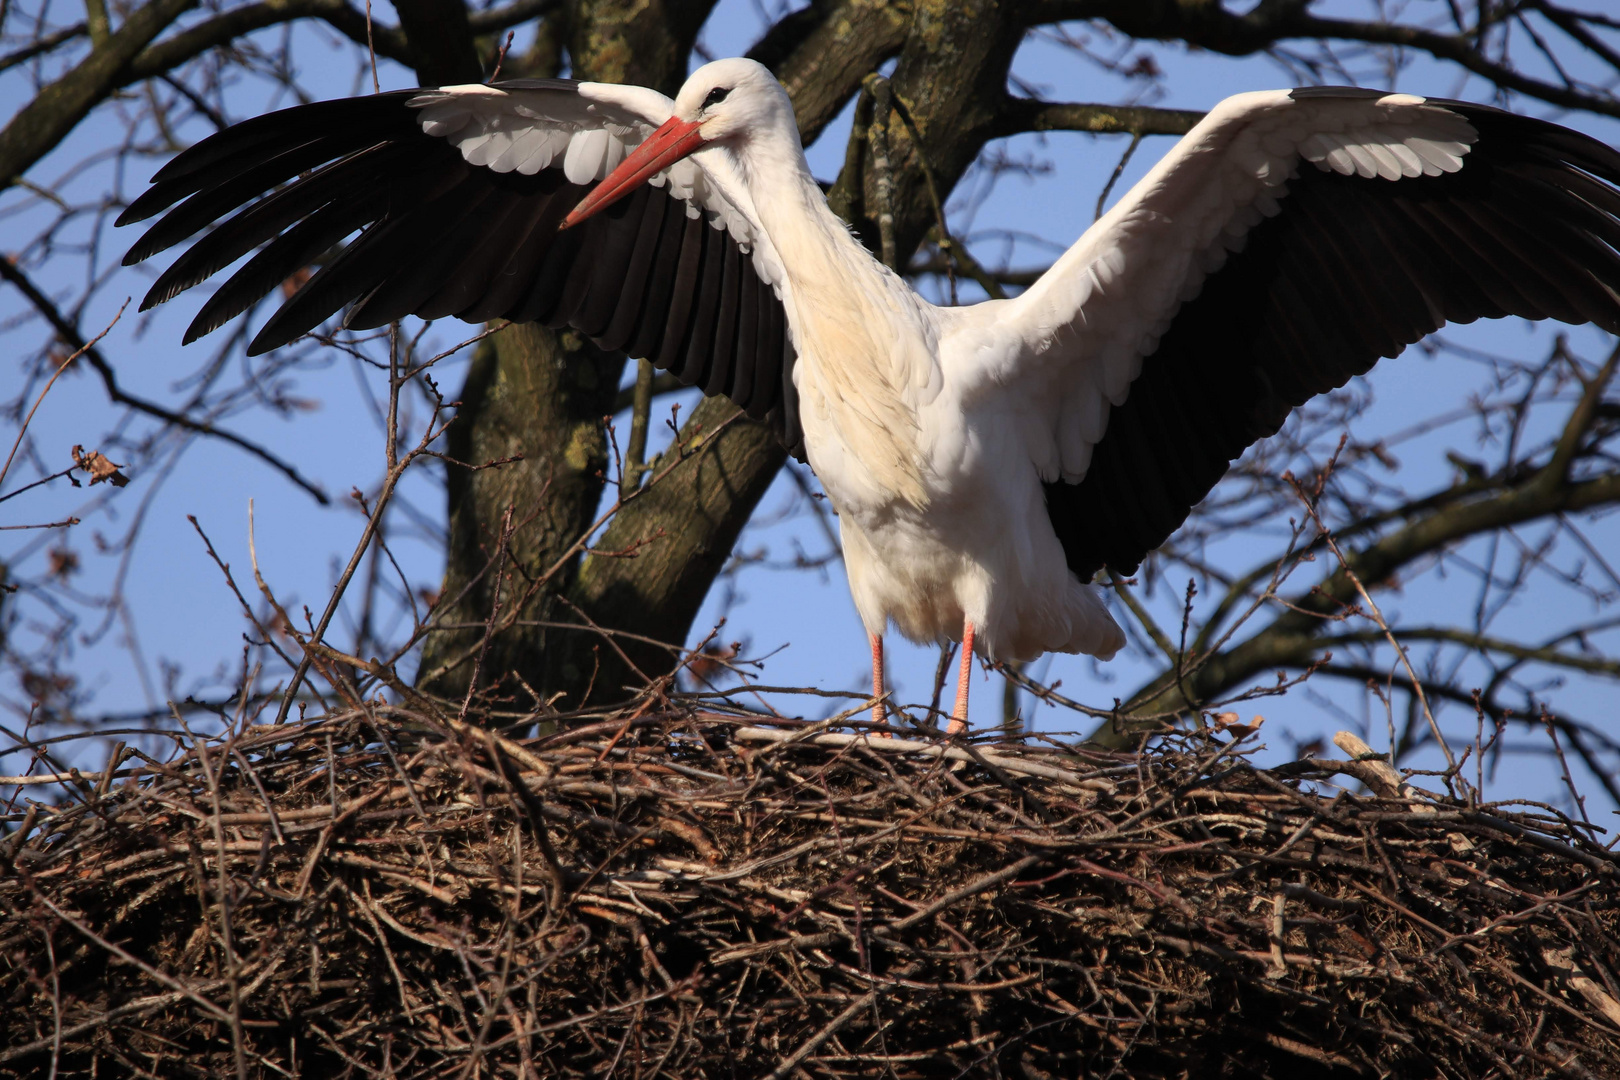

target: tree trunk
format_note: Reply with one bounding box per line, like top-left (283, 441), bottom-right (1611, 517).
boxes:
top-left (416, 1), bottom-right (716, 707)
top-left (415, 325), bottom-right (625, 704)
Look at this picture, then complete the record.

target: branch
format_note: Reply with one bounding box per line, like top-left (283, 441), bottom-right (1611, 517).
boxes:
top-left (621, 359), bottom-right (655, 490)
top-left (907, 253), bottom-right (1046, 289)
top-left (1096, 427), bottom-right (1620, 746)
top-left (1294, 480), bottom-right (1456, 771)
top-left (1529, 0), bottom-right (1620, 74)
top-left (762, 0), bottom-right (912, 145)
top-left (1314, 660), bottom-right (1610, 757)
top-left (744, 0), bottom-right (840, 74)
top-left (1545, 343), bottom-right (1620, 482)
top-left (1026, 0), bottom-right (1620, 121)
top-left (564, 394), bottom-right (786, 689)
top-left (465, 0), bottom-right (559, 37)
top-left (0, 24), bottom-right (88, 76)
top-left (1109, 571), bottom-right (1178, 664)
top-left (1189, 450), bottom-right (1561, 659)
top-left (85, 0), bottom-right (111, 46)
top-left (1288, 11), bottom-right (1620, 119)
top-left (1219, 365), bottom-right (1620, 675)
top-left (611, 371), bottom-right (685, 415)
top-left (995, 97), bottom-right (1204, 140)
top-left (0, 259), bottom-right (329, 504)
top-left (0, 0), bottom-right (198, 191)
top-left (392, 0), bottom-right (483, 85)
top-left (125, 0), bottom-right (412, 83)
top-left (124, 0), bottom-right (551, 89)
top-left (0, 302), bottom-right (126, 496)
top-left (1315, 626), bottom-right (1620, 680)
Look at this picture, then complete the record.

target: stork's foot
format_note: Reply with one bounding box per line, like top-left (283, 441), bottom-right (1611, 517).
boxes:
top-left (946, 621), bottom-right (975, 736)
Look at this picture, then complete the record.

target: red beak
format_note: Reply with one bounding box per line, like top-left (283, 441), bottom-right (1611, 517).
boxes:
top-left (562, 116), bottom-right (707, 229)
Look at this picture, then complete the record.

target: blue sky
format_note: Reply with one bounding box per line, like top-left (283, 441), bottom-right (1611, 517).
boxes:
top-left (3, 0), bottom-right (1618, 815)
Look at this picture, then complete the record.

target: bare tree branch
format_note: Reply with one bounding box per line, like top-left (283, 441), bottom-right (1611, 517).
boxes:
top-left (0, 258), bottom-right (329, 504)
top-left (0, 23), bottom-right (87, 75)
top-left (995, 97), bottom-right (1203, 139)
top-left (1315, 625), bottom-right (1620, 679)
top-left (392, 0), bottom-right (483, 84)
top-left (1026, 1), bottom-right (1620, 119)
top-left (0, 0), bottom-right (198, 191)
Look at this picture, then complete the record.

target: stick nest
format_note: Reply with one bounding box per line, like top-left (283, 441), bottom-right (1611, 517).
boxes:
top-left (3, 700), bottom-right (1619, 1078)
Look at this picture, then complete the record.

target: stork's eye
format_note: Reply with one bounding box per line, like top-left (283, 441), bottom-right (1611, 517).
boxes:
top-left (702, 87), bottom-right (730, 110)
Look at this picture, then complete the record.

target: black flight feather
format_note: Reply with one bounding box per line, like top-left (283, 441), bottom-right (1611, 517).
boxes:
top-left (122, 85), bottom-right (800, 453)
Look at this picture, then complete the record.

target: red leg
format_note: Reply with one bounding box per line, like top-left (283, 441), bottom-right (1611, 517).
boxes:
top-left (870, 633), bottom-right (891, 736)
top-left (948, 620), bottom-right (975, 735)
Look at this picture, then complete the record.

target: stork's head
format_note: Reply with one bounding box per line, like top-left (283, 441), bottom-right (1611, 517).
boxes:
top-left (562, 58), bottom-right (792, 229)
top-left (670, 57), bottom-right (794, 144)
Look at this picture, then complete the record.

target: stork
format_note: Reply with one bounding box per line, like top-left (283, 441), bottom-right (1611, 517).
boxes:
top-left (119, 58), bottom-right (1620, 734)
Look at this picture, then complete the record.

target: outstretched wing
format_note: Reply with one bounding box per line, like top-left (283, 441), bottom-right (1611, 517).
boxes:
top-left (988, 87), bottom-right (1620, 579)
top-left (118, 80), bottom-right (803, 454)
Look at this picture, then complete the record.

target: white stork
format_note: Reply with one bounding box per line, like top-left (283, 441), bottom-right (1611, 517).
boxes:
top-left (119, 58), bottom-right (1620, 734)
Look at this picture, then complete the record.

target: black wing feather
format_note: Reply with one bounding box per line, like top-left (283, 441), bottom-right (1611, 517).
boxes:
top-left (748, 283), bottom-right (783, 421)
top-left (654, 213), bottom-right (708, 374)
top-left (249, 164), bottom-right (482, 352)
top-left (596, 187), bottom-right (671, 350)
top-left (728, 268), bottom-right (760, 406)
top-left (121, 85), bottom-right (802, 455)
top-left (416, 187), bottom-right (554, 321)
top-left (119, 92), bottom-right (421, 225)
top-left (705, 241), bottom-right (744, 399)
top-left (185, 198), bottom-right (373, 343)
top-left (459, 181), bottom-right (574, 322)
top-left (343, 181), bottom-right (514, 330)
top-left (623, 198), bottom-right (692, 362)
top-left (145, 141), bottom-right (420, 309)
top-left (675, 225), bottom-right (725, 387)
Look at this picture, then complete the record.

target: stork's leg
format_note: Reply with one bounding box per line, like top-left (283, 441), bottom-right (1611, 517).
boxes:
top-left (869, 633), bottom-right (891, 736)
top-left (947, 620), bottom-right (976, 735)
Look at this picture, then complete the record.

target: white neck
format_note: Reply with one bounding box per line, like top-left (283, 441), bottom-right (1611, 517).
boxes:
top-left (729, 128), bottom-right (938, 510)
top-left (732, 131), bottom-right (895, 298)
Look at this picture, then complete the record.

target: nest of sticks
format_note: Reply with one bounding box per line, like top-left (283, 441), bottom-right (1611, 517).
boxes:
top-left (3, 694), bottom-right (1619, 1079)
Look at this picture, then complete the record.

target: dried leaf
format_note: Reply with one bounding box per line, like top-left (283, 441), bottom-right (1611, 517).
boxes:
top-left (71, 444), bottom-right (129, 487)
top-left (20, 668), bottom-right (74, 702)
top-left (47, 547), bottom-right (79, 579)
top-left (281, 266), bottom-right (313, 298)
top-left (686, 642), bottom-right (741, 684)
top-left (1213, 711), bottom-right (1265, 739)
top-left (1120, 52), bottom-right (1161, 79)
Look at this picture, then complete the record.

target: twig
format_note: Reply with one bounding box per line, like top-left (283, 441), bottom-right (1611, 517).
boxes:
top-left (1291, 477), bottom-right (1456, 771)
top-left (1094, 131), bottom-right (1142, 220)
top-left (0, 259), bottom-right (329, 504)
top-left (362, 0), bottom-right (379, 93)
top-left (763, 992), bottom-right (879, 1080)
top-left (488, 30), bottom-right (514, 82)
top-left (0, 301), bottom-right (125, 496)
